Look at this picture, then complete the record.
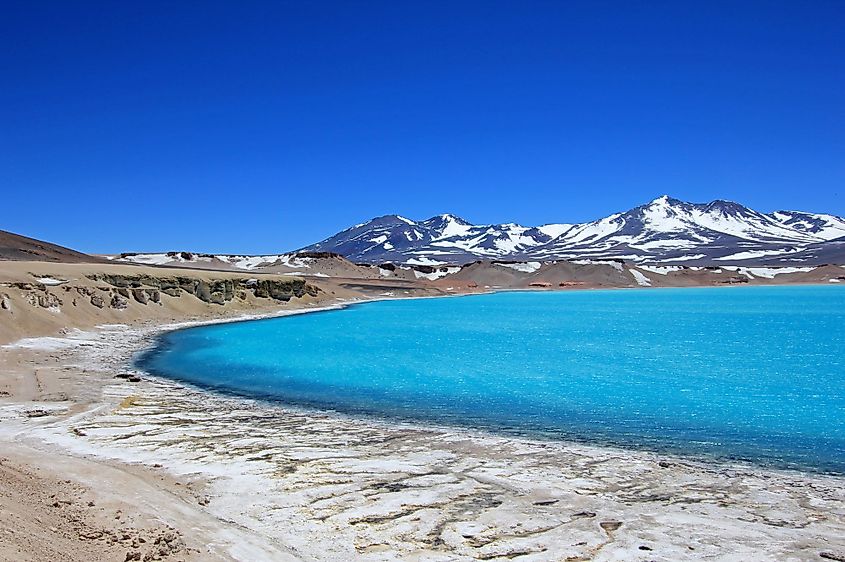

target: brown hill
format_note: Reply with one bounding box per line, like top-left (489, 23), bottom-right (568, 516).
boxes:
top-left (0, 229), bottom-right (106, 263)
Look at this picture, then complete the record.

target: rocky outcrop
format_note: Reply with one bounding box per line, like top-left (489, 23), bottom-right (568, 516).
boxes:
top-left (0, 273), bottom-right (320, 322)
top-left (85, 274), bottom-right (319, 305)
top-left (25, 291), bottom-right (62, 310)
top-left (192, 280), bottom-right (235, 304)
top-left (411, 265), bottom-right (436, 274)
top-left (252, 278), bottom-right (317, 301)
top-left (131, 288), bottom-right (148, 304)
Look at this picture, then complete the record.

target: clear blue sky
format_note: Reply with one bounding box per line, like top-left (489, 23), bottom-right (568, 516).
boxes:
top-left (2, 1), bottom-right (843, 254)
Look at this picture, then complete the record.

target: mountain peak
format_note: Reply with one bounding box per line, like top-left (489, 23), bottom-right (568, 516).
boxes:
top-left (370, 214), bottom-right (416, 225)
top-left (704, 199), bottom-right (749, 215)
top-left (420, 214), bottom-right (473, 239)
top-left (648, 195), bottom-right (683, 206)
top-left (429, 213), bottom-right (471, 224)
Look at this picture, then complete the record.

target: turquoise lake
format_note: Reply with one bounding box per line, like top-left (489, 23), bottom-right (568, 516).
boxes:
top-left (138, 286), bottom-right (845, 474)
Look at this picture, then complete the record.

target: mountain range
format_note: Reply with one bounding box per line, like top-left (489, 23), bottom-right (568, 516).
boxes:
top-left (299, 196), bottom-right (845, 266)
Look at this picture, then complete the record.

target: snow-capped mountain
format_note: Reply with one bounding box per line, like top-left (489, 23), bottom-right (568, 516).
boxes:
top-left (299, 196), bottom-right (845, 265)
top-left (300, 213), bottom-right (560, 265)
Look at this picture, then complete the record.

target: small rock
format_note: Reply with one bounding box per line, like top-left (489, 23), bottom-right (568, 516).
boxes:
top-left (80, 530), bottom-right (103, 540)
top-left (36, 293), bottom-right (62, 309)
top-left (24, 409), bottom-right (51, 418)
top-left (209, 291), bottom-right (226, 305)
top-left (599, 521), bottom-right (622, 533)
top-left (110, 295), bottom-right (129, 310)
top-left (37, 294), bottom-right (53, 308)
top-left (821, 552), bottom-right (845, 562)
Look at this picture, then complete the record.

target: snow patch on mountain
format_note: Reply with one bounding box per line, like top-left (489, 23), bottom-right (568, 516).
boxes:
top-left (412, 266), bottom-right (461, 281)
top-left (572, 259), bottom-right (624, 272)
top-left (495, 262), bottom-right (542, 273)
top-left (629, 269), bottom-right (652, 286)
top-left (406, 257), bottom-right (448, 266)
top-left (538, 224), bottom-right (572, 238)
top-left (639, 265), bottom-right (684, 275)
top-left (722, 266), bottom-right (814, 279)
top-left (120, 253), bottom-right (213, 266)
top-left (115, 252), bottom-right (314, 271)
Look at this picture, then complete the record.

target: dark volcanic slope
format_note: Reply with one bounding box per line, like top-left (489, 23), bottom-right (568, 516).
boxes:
top-left (0, 230), bottom-right (106, 263)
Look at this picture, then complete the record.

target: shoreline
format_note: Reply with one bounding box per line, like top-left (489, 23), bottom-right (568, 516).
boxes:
top-left (135, 285), bottom-right (845, 479)
top-left (2, 292), bottom-right (845, 560)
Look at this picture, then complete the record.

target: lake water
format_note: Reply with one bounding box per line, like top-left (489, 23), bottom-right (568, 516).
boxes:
top-left (137, 286), bottom-right (845, 474)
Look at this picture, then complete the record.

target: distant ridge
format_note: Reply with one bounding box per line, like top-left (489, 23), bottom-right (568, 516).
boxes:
top-left (0, 229), bottom-right (106, 263)
top-left (298, 196), bottom-right (845, 266)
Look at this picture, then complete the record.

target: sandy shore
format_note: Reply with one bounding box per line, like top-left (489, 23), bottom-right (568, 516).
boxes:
top-left (1, 298), bottom-right (844, 562)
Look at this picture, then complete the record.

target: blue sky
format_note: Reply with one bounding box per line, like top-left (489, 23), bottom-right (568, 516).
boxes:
top-left (2, 1), bottom-right (843, 254)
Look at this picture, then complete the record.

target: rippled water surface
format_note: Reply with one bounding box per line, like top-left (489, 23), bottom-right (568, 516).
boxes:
top-left (139, 286), bottom-right (845, 473)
